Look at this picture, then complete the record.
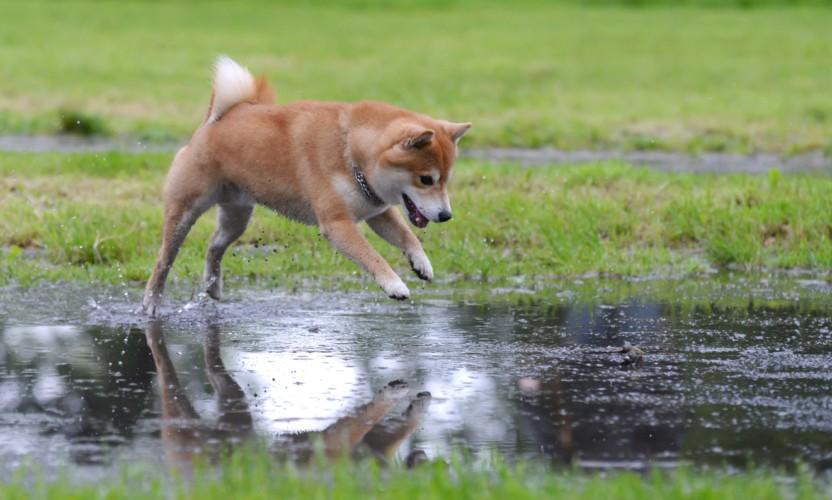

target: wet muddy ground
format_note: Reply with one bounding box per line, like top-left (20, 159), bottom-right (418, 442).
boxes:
top-left (2, 134), bottom-right (831, 174)
top-left (1, 276), bottom-right (831, 480)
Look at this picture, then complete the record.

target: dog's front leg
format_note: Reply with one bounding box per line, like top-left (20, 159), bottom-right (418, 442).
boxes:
top-left (319, 216), bottom-right (410, 300)
top-left (367, 208), bottom-right (433, 282)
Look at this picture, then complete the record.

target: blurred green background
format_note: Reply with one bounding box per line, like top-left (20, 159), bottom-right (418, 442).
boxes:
top-left (1, 0), bottom-right (830, 153)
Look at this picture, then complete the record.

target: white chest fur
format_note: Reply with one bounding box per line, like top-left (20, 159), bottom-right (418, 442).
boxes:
top-left (332, 175), bottom-right (390, 222)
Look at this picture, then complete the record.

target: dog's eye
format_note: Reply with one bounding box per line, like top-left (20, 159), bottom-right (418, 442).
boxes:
top-left (420, 175), bottom-right (434, 186)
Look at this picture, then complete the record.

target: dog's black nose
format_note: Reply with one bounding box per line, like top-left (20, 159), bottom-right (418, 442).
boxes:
top-left (437, 210), bottom-right (452, 222)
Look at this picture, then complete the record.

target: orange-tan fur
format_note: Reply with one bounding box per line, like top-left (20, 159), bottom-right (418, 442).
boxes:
top-left (143, 57), bottom-right (470, 316)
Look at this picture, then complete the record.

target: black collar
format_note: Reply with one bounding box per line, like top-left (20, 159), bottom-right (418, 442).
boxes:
top-left (352, 161), bottom-right (385, 206)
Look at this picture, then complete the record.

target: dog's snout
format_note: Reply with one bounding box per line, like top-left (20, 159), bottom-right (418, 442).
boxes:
top-left (437, 210), bottom-right (452, 222)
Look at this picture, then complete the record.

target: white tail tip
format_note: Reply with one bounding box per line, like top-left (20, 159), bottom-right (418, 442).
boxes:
top-left (208, 56), bottom-right (255, 123)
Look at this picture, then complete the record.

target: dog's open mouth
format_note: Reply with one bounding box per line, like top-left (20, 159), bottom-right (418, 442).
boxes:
top-left (403, 194), bottom-right (429, 228)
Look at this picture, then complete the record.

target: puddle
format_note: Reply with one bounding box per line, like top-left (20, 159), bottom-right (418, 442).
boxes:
top-left (462, 147), bottom-right (832, 174)
top-left (0, 135), bottom-right (181, 154)
top-left (1, 277), bottom-right (831, 480)
top-left (2, 135), bottom-right (830, 174)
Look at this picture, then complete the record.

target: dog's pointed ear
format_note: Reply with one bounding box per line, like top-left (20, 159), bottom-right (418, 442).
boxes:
top-left (403, 128), bottom-right (435, 149)
top-left (442, 121), bottom-right (472, 144)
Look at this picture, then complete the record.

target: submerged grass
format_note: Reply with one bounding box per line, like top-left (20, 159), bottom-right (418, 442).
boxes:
top-left (2, 449), bottom-right (828, 500)
top-left (2, 152), bottom-right (832, 289)
top-left (1, 2), bottom-right (831, 152)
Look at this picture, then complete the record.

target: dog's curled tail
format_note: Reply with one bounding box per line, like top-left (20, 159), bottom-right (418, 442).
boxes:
top-left (205, 55), bottom-right (275, 124)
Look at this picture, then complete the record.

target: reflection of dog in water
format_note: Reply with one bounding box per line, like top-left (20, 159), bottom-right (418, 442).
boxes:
top-left (144, 321), bottom-right (431, 469)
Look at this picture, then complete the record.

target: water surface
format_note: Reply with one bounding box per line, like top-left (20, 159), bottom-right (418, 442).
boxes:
top-left (1, 277), bottom-right (831, 478)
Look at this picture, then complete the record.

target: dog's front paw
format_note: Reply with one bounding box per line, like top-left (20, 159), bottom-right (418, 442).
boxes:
top-left (408, 252), bottom-right (433, 282)
top-left (381, 275), bottom-right (410, 301)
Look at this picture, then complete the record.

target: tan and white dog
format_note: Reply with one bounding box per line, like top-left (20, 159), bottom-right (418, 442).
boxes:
top-left (143, 57), bottom-right (471, 316)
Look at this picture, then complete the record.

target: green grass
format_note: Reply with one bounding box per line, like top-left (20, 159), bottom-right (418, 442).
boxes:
top-left (2, 152), bottom-right (832, 288)
top-left (3, 449), bottom-right (828, 500)
top-left (1, 1), bottom-right (831, 152)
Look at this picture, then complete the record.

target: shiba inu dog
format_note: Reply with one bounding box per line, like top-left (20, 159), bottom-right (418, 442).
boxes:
top-left (143, 56), bottom-right (471, 316)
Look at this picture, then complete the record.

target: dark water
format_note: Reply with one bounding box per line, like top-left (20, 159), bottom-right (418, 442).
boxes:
top-left (1, 277), bottom-right (831, 478)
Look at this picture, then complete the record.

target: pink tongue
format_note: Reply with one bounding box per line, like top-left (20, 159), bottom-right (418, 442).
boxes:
top-left (412, 210), bottom-right (429, 228)
top-left (404, 195), bottom-right (429, 228)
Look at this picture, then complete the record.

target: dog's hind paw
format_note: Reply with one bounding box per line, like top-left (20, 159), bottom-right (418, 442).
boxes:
top-left (408, 252), bottom-right (433, 282)
top-left (204, 274), bottom-right (222, 301)
top-left (142, 294), bottom-right (161, 318)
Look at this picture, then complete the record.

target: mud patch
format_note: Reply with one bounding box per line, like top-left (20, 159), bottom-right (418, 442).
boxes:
top-left (1, 135), bottom-right (830, 174)
top-left (462, 147), bottom-right (832, 174)
top-left (0, 135), bottom-right (180, 154)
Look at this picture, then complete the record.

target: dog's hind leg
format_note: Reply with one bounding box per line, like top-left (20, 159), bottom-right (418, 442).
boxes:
top-left (203, 202), bottom-right (253, 301)
top-left (143, 198), bottom-right (212, 316)
top-left (203, 324), bottom-right (253, 434)
top-left (143, 149), bottom-right (218, 317)
top-left (145, 321), bottom-right (200, 420)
